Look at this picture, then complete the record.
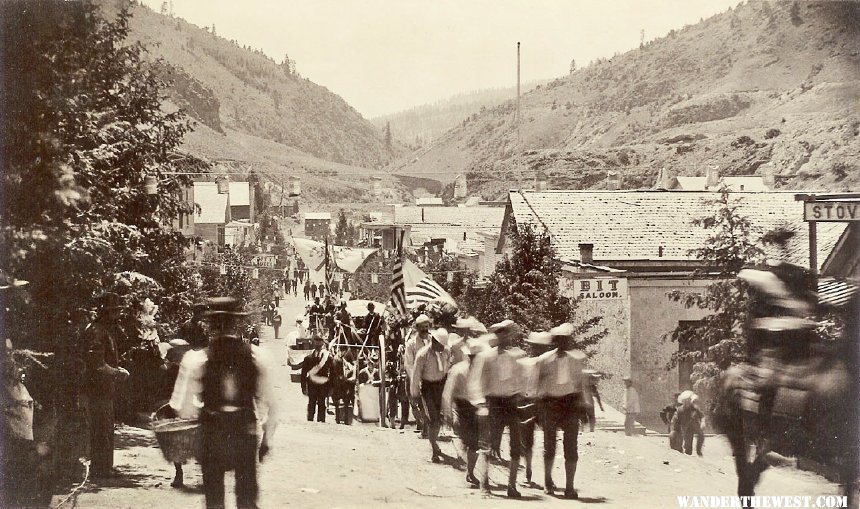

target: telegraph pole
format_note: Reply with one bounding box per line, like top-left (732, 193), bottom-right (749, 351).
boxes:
top-left (516, 42), bottom-right (521, 143)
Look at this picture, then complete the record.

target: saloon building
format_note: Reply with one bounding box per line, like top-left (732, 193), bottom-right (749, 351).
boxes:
top-left (498, 189), bottom-right (848, 431)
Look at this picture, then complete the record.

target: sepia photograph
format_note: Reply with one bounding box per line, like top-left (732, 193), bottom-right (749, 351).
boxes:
top-left (0, 0), bottom-right (858, 507)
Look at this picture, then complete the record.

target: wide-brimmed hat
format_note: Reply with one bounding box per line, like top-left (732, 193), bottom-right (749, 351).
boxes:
top-left (751, 316), bottom-right (816, 332)
top-left (466, 337), bottom-right (489, 355)
top-left (201, 297), bottom-right (250, 317)
top-left (453, 316), bottom-right (487, 333)
top-left (549, 323), bottom-right (574, 338)
top-left (525, 331), bottom-right (553, 345)
top-left (431, 328), bottom-right (449, 346)
top-left (738, 265), bottom-right (816, 315)
top-left (415, 314), bottom-right (431, 326)
top-left (96, 292), bottom-right (124, 310)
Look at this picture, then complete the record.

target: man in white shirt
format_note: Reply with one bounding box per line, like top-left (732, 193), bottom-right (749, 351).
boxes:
top-left (536, 323), bottom-right (591, 499)
top-left (403, 314), bottom-right (431, 435)
top-left (623, 376), bottom-right (641, 436)
top-left (411, 328), bottom-right (452, 463)
top-left (467, 320), bottom-right (526, 498)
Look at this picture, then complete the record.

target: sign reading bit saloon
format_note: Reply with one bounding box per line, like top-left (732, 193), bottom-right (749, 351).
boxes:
top-left (575, 278), bottom-right (627, 300)
top-left (804, 201), bottom-right (860, 222)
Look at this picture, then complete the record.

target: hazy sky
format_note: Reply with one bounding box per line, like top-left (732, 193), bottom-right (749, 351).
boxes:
top-left (142, 0), bottom-right (739, 118)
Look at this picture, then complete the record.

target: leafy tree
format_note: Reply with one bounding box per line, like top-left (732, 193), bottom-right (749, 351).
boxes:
top-left (334, 209), bottom-right (352, 246)
top-left (1, 0), bottom-right (203, 473)
top-left (665, 189), bottom-right (765, 407)
top-left (464, 221), bottom-right (606, 352)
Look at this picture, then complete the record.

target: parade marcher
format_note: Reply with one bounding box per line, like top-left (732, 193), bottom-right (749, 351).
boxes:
top-left (361, 302), bottom-right (382, 345)
top-left (404, 314), bottom-right (432, 435)
top-left (292, 278), bottom-right (298, 297)
top-left (622, 376), bottom-right (641, 436)
top-left (308, 297), bottom-right (324, 334)
top-left (199, 297), bottom-right (279, 509)
top-left (583, 371), bottom-right (605, 432)
top-left (535, 323), bottom-right (592, 499)
top-left (301, 335), bottom-right (332, 422)
top-left (303, 280), bottom-right (310, 301)
top-left (310, 283), bottom-right (318, 300)
top-left (272, 310), bottom-right (283, 339)
top-left (331, 345), bottom-right (356, 425)
top-left (410, 328), bottom-right (453, 463)
top-left (324, 297), bottom-right (337, 341)
top-left (670, 390), bottom-right (705, 456)
top-left (84, 292), bottom-right (130, 478)
top-left (518, 331), bottom-right (554, 488)
top-left (334, 299), bottom-right (354, 344)
top-left (442, 337), bottom-right (488, 487)
top-left (468, 320), bottom-right (525, 498)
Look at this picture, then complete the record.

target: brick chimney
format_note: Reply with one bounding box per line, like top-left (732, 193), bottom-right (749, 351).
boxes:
top-left (607, 171), bottom-right (621, 190)
top-left (654, 168), bottom-right (669, 190)
top-left (761, 163), bottom-right (775, 189)
top-left (579, 243), bottom-right (594, 264)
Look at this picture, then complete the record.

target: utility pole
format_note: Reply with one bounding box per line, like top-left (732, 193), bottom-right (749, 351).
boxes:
top-left (516, 41), bottom-right (521, 143)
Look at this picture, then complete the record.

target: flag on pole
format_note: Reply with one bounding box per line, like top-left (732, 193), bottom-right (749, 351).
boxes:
top-left (402, 259), bottom-right (457, 308)
top-left (323, 236), bottom-right (334, 294)
top-left (390, 228), bottom-right (408, 318)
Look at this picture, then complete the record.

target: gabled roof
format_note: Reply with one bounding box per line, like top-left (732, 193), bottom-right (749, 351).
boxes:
top-left (193, 182), bottom-right (228, 224)
top-left (304, 212), bottom-right (331, 221)
top-left (228, 182), bottom-right (251, 206)
top-left (394, 205), bottom-right (506, 252)
top-left (506, 190), bottom-right (846, 269)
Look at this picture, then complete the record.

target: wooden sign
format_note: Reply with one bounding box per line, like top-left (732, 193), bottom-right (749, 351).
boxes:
top-left (804, 201), bottom-right (860, 222)
top-left (573, 278), bottom-right (627, 300)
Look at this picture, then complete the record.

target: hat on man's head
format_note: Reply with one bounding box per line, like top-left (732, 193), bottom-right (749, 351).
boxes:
top-left (525, 331), bottom-right (553, 345)
top-left (549, 323), bottom-right (575, 338)
top-left (466, 337), bottom-right (489, 355)
top-left (678, 390), bottom-right (696, 404)
top-left (453, 316), bottom-right (487, 333)
top-left (430, 328), bottom-right (449, 346)
top-left (415, 314), bottom-right (431, 326)
top-left (202, 296), bottom-right (250, 317)
top-left (96, 292), bottom-right (124, 310)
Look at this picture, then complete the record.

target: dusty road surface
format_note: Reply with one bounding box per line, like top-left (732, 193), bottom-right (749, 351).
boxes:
top-left (74, 294), bottom-right (843, 508)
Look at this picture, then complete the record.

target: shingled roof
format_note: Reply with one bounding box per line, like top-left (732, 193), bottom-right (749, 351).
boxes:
top-left (506, 190), bottom-right (846, 270)
top-left (394, 205), bottom-right (506, 250)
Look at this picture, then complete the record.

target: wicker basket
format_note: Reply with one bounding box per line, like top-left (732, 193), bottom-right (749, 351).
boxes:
top-left (152, 419), bottom-right (202, 463)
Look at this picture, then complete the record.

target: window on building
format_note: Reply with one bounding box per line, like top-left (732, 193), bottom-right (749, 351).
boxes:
top-left (677, 320), bottom-right (704, 391)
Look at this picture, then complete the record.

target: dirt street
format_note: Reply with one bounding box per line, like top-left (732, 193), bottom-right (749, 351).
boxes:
top-left (73, 294), bottom-right (842, 508)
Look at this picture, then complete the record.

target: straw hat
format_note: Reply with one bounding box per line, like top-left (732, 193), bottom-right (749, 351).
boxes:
top-left (549, 323), bottom-right (574, 338)
top-left (525, 331), bottom-right (553, 345)
top-left (678, 390), bottom-right (697, 404)
top-left (465, 337), bottom-right (489, 355)
top-left (431, 328), bottom-right (449, 346)
top-left (453, 316), bottom-right (487, 333)
top-left (415, 314), bottom-right (431, 326)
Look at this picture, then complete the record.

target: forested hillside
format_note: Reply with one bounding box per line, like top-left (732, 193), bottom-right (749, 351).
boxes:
top-left (392, 1), bottom-right (860, 198)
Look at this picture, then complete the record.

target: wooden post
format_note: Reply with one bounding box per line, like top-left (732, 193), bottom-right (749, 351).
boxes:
top-left (809, 220), bottom-right (818, 276)
top-left (379, 330), bottom-right (387, 427)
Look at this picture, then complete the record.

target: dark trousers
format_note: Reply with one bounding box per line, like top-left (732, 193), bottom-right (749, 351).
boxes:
top-left (671, 425), bottom-right (704, 455)
top-left (86, 394), bottom-right (115, 475)
top-left (201, 411), bottom-right (258, 509)
top-left (406, 375), bottom-right (424, 429)
top-left (543, 394), bottom-right (581, 461)
top-left (307, 383), bottom-right (329, 422)
top-left (482, 396), bottom-right (522, 458)
top-left (334, 387), bottom-right (355, 425)
top-left (420, 378), bottom-right (445, 429)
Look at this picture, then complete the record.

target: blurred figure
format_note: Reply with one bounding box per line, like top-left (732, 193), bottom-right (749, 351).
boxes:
top-left (583, 371), bottom-right (604, 432)
top-left (622, 376), bottom-right (640, 436)
top-left (468, 320), bottom-right (525, 498)
top-left (536, 323), bottom-right (591, 499)
top-left (199, 297), bottom-right (278, 509)
top-left (660, 392), bottom-right (681, 435)
top-left (442, 337), bottom-right (488, 487)
top-left (272, 310), bottom-right (282, 339)
top-left (518, 331), bottom-right (554, 488)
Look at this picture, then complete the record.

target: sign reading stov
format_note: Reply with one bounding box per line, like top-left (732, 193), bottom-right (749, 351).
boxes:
top-left (575, 278), bottom-right (627, 300)
top-left (804, 201), bottom-right (860, 222)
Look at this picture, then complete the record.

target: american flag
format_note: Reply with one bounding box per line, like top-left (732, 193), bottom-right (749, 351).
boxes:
top-left (389, 228), bottom-right (408, 318)
top-left (323, 236), bottom-right (333, 294)
top-left (406, 276), bottom-right (452, 307)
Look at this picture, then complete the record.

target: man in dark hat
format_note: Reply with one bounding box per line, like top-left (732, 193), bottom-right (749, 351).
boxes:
top-left (84, 292), bottom-right (130, 478)
top-left (301, 334), bottom-right (332, 422)
top-left (362, 302), bottom-right (382, 346)
top-left (200, 297), bottom-right (278, 509)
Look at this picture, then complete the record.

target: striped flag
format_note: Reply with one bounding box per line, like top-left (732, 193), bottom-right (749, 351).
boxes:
top-left (389, 229), bottom-right (408, 318)
top-left (323, 236), bottom-right (333, 294)
top-left (402, 259), bottom-right (457, 308)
